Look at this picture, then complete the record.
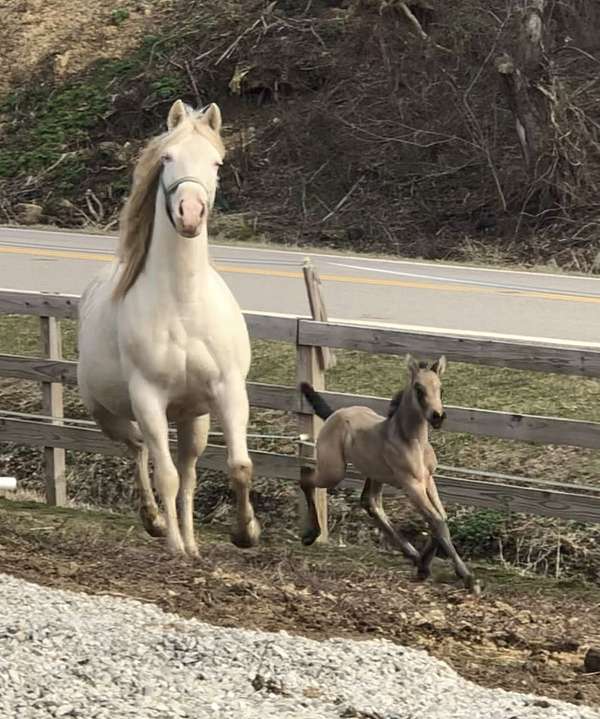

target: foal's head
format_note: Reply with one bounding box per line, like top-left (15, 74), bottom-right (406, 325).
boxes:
top-left (405, 354), bottom-right (447, 429)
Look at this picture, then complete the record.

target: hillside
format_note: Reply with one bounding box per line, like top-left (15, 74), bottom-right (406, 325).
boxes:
top-left (1, 0), bottom-right (599, 268)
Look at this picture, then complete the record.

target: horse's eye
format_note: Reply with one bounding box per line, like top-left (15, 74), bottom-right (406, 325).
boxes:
top-left (161, 152), bottom-right (173, 164)
top-left (414, 383), bottom-right (425, 397)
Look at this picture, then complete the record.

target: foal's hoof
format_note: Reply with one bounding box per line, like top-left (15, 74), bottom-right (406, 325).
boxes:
top-left (416, 565), bottom-right (431, 581)
top-left (464, 575), bottom-right (482, 595)
top-left (231, 518), bottom-right (261, 549)
top-left (301, 527), bottom-right (321, 546)
top-left (140, 507), bottom-right (167, 538)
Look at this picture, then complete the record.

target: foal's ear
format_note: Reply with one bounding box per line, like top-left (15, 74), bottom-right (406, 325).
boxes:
top-left (406, 353), bottom-right (419, 380)
top-left (167, 99), bottom-right (188, 131)
top-left (200, 103), bottom-right (222, 134)
top-left (431, 355), bottom-right (447, 376)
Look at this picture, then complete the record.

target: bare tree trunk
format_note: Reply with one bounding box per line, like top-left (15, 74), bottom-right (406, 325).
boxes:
top-left (495, 1), bottom-right (560, 213)
top-left (496, 1), bottom-right (547, 170)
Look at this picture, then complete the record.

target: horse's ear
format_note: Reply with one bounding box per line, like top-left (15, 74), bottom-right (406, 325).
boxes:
top-left (431, 355), bottom-right (447, 376)
top-left (167, 100), bottom-right (188, 131)
top-left (200, 103), bottom-right (222, 134)
top-left (406, 354), bottom-right (419, 380)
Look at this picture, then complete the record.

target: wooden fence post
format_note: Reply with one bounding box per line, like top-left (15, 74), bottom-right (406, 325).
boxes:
top-left (40, 316), bottom-right (66, 506)
top-left (295, 259), bottom-right (332, 543)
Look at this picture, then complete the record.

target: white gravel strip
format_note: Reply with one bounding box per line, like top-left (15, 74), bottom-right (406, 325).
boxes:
top-left (0, 573), bottom-right (597, 719)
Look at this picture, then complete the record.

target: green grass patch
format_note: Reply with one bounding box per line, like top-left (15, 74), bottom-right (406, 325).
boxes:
top-left (0, 34), bottom-right (185, 186)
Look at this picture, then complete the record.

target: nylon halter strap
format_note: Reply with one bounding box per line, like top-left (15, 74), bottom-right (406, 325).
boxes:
top-left (159, 173), bottom-right (214, 231)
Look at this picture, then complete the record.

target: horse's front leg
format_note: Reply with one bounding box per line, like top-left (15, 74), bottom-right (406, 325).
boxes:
top-left (176, 415), bottom-right (209, 558)
top-left (212, 378), bottom-right (261, 548)
top-left (130, 377), bottom-right (185, 556)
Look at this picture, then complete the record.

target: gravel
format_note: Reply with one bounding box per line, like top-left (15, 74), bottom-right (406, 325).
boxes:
top-left (0, 573), bottom-right (597, 719)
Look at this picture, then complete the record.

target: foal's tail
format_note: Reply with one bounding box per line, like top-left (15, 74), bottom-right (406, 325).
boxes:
top-left (300, 382), bottom-right (334, 420)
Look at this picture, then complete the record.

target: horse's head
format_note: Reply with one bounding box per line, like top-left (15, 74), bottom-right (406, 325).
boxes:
top-left (406, 354), bottom-right (447, 429)
top-left (160, 100), bottom-right (225, 238)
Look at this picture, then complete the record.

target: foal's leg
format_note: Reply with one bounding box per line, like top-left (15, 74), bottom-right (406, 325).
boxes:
top-left (402, 475), bottom-right (473, 589)
top-left (360, 478), bottom-right (420, 565)
top-left (91, 406), bottom-right (166, 537)
top-left (299, 470), bottom-right (321, 546)
top-left (213, 379), bottom-right (260, 549)
top-left (416, 472), bottom-right (446, 579)
top-left (130, 381), bottom-right (185, 555)
top-left (176, 415), bottom-right (209, 558)
top-left (300, 448), bottom-right (345, 546)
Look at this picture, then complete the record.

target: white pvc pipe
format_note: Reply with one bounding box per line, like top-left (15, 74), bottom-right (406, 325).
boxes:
top-left (0, 477), bottom-right (17, 491)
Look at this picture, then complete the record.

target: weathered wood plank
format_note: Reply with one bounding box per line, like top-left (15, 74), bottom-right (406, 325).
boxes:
top-left (40, 317), bottom-right (66, 506)
top-left (1, 359), bottom-right (599, 450)
top-left (0, 354), bottom-right (78, 384)
top-left (0, 290), bottom-right (298, 342)
top-left (199, 444), bottom-right (299, 480)
top-left (246, 382), bottom-right (298, 411)
top-left (242, 311), bottom-right (298, 342)
top-left (298, 387), bottom-right (600, 449)
top-left (337, 471), bottom-right (600, 524)
top-left (0, 416), bottom-right (298, 479)
top-left (445, 406), bottom-right (600, 449)
top-left (295, 330), bottom-right (328, 543)
top-left (0, 289), bottom-right (80, 319)
top-left (298, 319), bottom-right (600, 377)
top-left (2, 414), bottom-right (600, 523)
top-left (0, 417), bottom-right (125, 456)
top-left (302, 260), bottom-right (336, 371)
top-left (434, 473), bottom-right (600, 524)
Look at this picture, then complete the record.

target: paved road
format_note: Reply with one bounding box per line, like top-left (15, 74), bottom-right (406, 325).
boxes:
top-left (1, 225), bottom-right (600, 345)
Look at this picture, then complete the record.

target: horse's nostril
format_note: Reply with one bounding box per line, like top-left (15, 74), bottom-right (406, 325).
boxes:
top-left (178, 200), bottom-right (184, 217)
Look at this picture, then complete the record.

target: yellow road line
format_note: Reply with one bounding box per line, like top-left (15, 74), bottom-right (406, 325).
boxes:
top-left (0, 245), bottom-right (114, 262)
top-left (1, 244), bottom-right (599, 305)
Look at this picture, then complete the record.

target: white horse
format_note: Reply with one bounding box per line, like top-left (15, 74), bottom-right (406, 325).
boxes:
top-left (77, 100), bottom-right (260, 556)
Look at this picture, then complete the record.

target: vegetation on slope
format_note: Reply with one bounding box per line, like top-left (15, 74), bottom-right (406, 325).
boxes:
top-left (1, 1), bottom-right (600, 266)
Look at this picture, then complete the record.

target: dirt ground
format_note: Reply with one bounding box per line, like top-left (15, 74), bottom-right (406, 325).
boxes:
top-left (1, 499), bottom-right (599, 710)
top-left (0, 0), bottom-right (162, 95)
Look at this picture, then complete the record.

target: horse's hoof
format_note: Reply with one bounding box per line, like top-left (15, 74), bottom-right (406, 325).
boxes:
top-left (301, 528), bottom-right (320, 546)
top-left (140, 508), bottom-right (167, 538)
top-left (465, 576), bottom-right (482, 595)
top-left (184, 543), bottom-right (200, 560)
top-left (231, 518), bottom-right (261, 549)
top-left (416, 566), bottom-right (431, 581)
top-left (166, 538), bottom-right (187, 557)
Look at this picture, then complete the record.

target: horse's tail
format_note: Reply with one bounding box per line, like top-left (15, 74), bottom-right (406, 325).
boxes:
top-left (300, 382), bottom-right (334, 420)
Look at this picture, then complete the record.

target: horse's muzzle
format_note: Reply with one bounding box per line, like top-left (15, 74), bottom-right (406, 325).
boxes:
top-left (176, 197), bottom-right (206, 237)
top-left (430, 411), bottom-right (446, 429)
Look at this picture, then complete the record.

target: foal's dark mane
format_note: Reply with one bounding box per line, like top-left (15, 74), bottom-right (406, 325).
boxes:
top-left (387, 390), bottom-right (404, 418)
top-left (387, 361), bottom-right (429, 418)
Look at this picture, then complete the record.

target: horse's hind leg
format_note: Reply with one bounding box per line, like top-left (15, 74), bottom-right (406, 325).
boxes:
top-left (300, 446), bottom-right (345, 546)
top-left (360, 478), bottom-right (419, 565)
top-left (176, 415), bottom-right (209, 558)
top-left (91, 406), bottom-right (166, 538)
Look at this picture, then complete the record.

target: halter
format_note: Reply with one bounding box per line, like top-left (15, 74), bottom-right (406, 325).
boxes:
top-left (160, 173), bottom-right (214, 230)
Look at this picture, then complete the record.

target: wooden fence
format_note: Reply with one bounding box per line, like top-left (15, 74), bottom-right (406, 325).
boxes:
top-left (2, 287), bottom-right (600, 525)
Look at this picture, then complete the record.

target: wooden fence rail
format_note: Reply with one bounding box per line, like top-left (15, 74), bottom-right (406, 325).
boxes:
top-left (2, 357), bottom-right (600, 450)
top-left (1, 287), bottom-right (600, 526)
